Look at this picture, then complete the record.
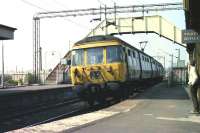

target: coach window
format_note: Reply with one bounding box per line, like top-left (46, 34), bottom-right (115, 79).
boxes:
top-left (72, 49), bottom-right (84, 66)
top-left (128, 49), bottom-right (131, 56)
top-left (132, 51), bottom-right (135, 58)
top-left (87, 47), bottom-right (103, 65)
top-left (123, 47), bottom-right (126, 52)
top-left (106, 46), bottom-right (123, 63)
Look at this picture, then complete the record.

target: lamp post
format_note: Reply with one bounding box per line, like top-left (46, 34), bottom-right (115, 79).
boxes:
top-left (1, 41), bottom-right (4, 88)
top-left (153, 55), bottom-right (166, 70)
top-left (44, 50), bottom-right (61, 84)
top-left (175, 48), bottom-right (180, 67)
top-left (139, 41), bottom-right (148, 52)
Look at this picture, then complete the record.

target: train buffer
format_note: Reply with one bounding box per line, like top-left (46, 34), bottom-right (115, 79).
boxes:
top-left (9, 82), bottom-right (200, 133)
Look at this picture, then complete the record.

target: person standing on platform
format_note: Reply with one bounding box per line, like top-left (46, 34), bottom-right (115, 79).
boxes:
top-left (188, 61), bottom-right (200, 114)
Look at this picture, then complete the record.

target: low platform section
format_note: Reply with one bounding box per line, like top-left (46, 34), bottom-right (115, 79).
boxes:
top-left (0, 84), bottom-right (74, 113)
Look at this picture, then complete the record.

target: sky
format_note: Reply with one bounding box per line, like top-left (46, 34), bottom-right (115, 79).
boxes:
top-left (0, 0), bottom-right (186, 73)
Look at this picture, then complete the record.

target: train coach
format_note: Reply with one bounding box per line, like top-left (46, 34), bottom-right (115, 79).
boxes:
top-left (69, 35), bottom-right (164, 105)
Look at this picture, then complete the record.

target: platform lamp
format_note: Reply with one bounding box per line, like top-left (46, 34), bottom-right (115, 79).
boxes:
top-left (175, 48), bottom-right (180, 67)
top-left (139, 41), bottom-right (148, 52)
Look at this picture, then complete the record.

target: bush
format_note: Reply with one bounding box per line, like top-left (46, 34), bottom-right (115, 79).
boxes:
top-left (25, 73), bottom-right (35, 85)
top-left (6, 79), bottom-right (18, 86)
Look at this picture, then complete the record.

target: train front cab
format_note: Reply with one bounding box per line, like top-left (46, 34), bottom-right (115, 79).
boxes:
top-left (70, 41), bottom-right (127, 103)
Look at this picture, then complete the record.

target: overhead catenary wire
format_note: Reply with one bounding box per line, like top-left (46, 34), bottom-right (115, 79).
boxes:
top-left (97, 0), bottom-right (106, 6)
top-left (21, 0), bottom-right (89, 29)
top-left (50, 0), bottom-right (69, 9)
top-left (48, 0), bottom-right (89, 29)
top-left (21, 0), bottom-right (48, 11)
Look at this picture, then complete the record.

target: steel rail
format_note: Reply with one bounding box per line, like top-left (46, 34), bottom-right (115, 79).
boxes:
top-left (0, 97), bottom-right (80, 123)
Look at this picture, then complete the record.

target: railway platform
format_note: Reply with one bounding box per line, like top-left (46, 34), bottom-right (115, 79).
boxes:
top-left (9, 82), bottom-right (200, 133)
top-left (0, 84), bottom-right (72, 96)
top-left (0, 84), bottom-right (75, 113)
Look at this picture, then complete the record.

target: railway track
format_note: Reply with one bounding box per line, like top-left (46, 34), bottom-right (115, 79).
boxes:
top-left (24, 97), bottom-right (120, 130)
top-left (22, 85), bottom-right (149, 128)
top-left (0, 97), bottom-right (81, 122)
top-left (0, 92), bottom-right (122, 132)
top-left (1, 84), bottom-right (153, 132)
top-left (0, 97), bottom-right (83, 132)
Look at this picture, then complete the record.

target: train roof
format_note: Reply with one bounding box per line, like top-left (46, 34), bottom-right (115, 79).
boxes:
top-left (74, 35), bottom-right (141, 53)
top-left (74, 35), bottom-right (163, 67)
top-left (74, 35), bottom-right (122, 45)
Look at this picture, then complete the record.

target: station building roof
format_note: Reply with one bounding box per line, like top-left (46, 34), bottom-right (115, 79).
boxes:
top-left (0, 24), bottom-right (16, 40)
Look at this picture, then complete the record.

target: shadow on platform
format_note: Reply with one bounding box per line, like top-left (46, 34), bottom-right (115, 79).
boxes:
top-left (133, 82), bottom-right (190, 100)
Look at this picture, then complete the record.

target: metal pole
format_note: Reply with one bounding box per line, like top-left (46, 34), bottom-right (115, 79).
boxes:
top-left (44, 51), bottom-right (47, 84)
top-left (69, 40), bottom-right (71, 50)
top-left (178, 49), bottom-right (180, 62)
top-left (171, 54), bottom-right (173, 85)
top-left (44, 51), bottom-right (53, 84)
top-left (1, 41), bottom-right (4, 88)
top-left (38, 19), bottom-right (41, 83)
top-left (33, 18), bottom-right (36, 83)
top-left (164, 56), bottom-right (166, 70)
top-left (175, 48), bottom-right (180, 67)
top-left (56, 51), bottom-right (62, 84)
top-left (105, 5), bottom-right (107, 35)
top-left (39, 47), bottom-right (42, 71)
top-left (114, 2), bottom-right (117, 28)
top-left (33, 18), bottom-right (41, 84)
top-left (178, 49), bottom-right (180, 66)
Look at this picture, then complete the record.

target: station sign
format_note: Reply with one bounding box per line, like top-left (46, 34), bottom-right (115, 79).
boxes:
top-left (182, 30), bottom-right (200, 43)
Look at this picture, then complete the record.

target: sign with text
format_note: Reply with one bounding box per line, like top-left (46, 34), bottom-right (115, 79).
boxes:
top-left (182, 30), bottom-right (200, 43)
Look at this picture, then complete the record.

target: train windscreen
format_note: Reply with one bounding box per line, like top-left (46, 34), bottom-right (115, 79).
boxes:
top-left (87, 47), bottom-right (104, 65)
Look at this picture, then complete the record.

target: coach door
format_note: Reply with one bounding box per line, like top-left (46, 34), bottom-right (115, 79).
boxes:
top-left (127, 49), bottom-right (134, 80)
top-left (132, 50), bottom-right (140, 79)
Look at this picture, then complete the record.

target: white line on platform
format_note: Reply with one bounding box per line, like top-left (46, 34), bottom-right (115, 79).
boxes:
top-left (144, 114), bottom-right (153, 116)
top-left (156, 116), bottom-right (200, 123)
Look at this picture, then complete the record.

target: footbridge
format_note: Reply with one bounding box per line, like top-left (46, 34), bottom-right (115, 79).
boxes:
top-left (87, 15), bottom-right (186, 48)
